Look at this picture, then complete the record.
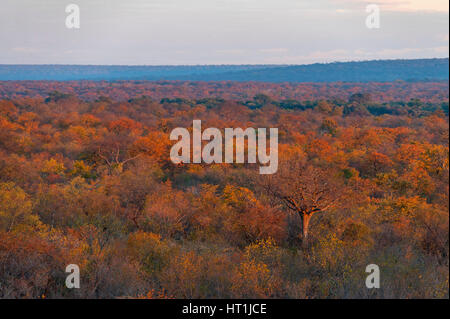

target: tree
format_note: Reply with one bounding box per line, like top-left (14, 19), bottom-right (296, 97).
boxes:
top-left (92, 132), bottom-right (141, 175)
top-left (262, 160), bottom-right (347, 246)
top-left (316, 100), bottom-right (333, 114)
top-left (0, 182), bottom-right (34, 232)
top-left (253, 94), bottom-right (273, 106)
top-left (349, 93), bottom-right (371, 105)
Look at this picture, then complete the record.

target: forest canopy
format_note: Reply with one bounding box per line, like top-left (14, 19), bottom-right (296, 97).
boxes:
top-left (0, 81), bottom-right (448, 299)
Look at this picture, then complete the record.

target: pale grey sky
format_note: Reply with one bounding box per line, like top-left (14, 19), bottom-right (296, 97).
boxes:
top-left (0, 0), bottom-right (448, 65)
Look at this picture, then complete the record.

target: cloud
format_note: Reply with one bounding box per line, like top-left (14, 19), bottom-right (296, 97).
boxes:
top-left (377, 0), bottom-right (448, 12)
top-left (335, 0), bottom-right (449, 12)
top-left (259, 48), bottom-right (290, 54)
top-left (11, 47), bottom-right (42, 54)
top-left (215, 49), bottom-right (248, 55)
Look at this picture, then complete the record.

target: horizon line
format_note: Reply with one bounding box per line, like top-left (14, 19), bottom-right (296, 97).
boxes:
top-left (1, 57), bottom-right (448, 68)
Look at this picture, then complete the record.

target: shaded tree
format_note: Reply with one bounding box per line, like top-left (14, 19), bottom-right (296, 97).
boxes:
top-left (262, 160), bottom-right (348, 245)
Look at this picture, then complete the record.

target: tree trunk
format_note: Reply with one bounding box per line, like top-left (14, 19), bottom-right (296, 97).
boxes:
top-left (300, 212), bottom-right (312, 246)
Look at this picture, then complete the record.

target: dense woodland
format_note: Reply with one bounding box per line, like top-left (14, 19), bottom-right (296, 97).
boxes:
top-left (0, 81), bottom-right (448, 298)
top-left (1, 80), bottom-right (448, 103)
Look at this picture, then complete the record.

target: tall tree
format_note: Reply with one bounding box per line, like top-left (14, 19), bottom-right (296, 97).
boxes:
top-left (262, 160), bottom-right (347, 246)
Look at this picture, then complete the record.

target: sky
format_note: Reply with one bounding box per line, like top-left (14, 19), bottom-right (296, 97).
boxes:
top-left (0, 0), bottom-right (448, 65)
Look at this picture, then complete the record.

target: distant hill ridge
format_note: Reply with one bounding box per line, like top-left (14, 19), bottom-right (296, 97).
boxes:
top-left (0, 58), bottom-right (448, 82)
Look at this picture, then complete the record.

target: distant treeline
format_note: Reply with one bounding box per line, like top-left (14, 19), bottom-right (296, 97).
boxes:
top-left (0, 58), bottom-right (448, 82)
top-left (158, 93), bottom-right (449, 117)
top-left (0, 80), bottom-right (448, 104)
